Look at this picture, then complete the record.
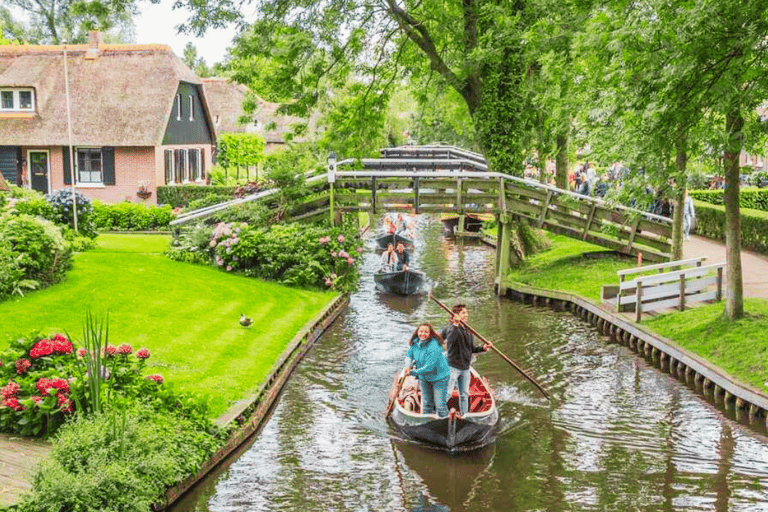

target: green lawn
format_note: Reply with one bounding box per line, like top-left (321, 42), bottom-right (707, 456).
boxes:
top-left (505, 232), bottom-right (768, 392)
top-left (0, 234), bottom-right (336, 417)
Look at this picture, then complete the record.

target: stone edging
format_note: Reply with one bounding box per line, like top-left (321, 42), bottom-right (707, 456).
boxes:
top-left (503, 282), bottom-right (768, 422)
top-left (155, 294), bottom-right (349, 510)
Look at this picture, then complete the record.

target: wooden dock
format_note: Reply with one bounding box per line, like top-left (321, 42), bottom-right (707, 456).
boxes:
top-left (0, 433), bottom-right (52, 507)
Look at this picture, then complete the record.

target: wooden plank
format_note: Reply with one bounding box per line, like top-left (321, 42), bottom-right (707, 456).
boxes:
top-left (582, 203), bottom-right (598, 240)
top-left (538, 190), bottom-right (553, 228)
top-left (632, 263), bottom-right (724, 287)
top-left (617, 257), bottom-right (707, 277)
top-left (620, 268), bottom-right (719, 291)
top-left (505, 197), bottom-right (544, 216)
top-left (619, 276), bottom-right (717, 304)
top-left (642, 290), bottom-right (720, 312)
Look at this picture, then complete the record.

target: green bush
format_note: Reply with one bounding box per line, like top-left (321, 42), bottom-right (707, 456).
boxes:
top-left (0, 213), bottom-right (71, 293)
top-left (17, 402), bottom-right (223, 512)
top-left (694, 200), bottom-right (768, 253)
top-left (183, 194), bottom-right (233, 213)
top-left (44, 188), bottom-right (97, 239)
top-left (11, 196), bottom-right (57, 222)
top-left (156, 185), bottom-right (237, 208)
top-left (690, 187), bottom-right (768, 211)
top-left (91, 201), bottom-right (175, 231)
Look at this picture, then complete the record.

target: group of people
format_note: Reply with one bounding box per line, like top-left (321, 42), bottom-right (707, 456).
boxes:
top-left (380, 241), bottom-right (410, 272)
top-left (402, 303), bottom-right (492, 418)
top-left (384, 213), bottom-right (416, 238)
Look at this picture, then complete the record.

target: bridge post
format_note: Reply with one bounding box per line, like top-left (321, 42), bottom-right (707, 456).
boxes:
top-left (497, 213), bottom-right (512, 296)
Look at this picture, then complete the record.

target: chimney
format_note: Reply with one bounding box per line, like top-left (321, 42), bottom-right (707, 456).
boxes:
top-left (85, 31), bottom-right (103, 60)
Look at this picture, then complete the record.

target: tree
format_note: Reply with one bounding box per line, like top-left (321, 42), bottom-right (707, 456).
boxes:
top-left (182, 42), bottom-right (213, 77)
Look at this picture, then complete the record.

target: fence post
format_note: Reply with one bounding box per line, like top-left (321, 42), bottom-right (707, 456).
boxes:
top-left (717, 267), bottom-right (723, 301)
top-left (636, 280), bottom-right (643, 323)
top-left (679, 273), bottom-right (686, 311)
top-left (371, 177), bottom-right (377, 215)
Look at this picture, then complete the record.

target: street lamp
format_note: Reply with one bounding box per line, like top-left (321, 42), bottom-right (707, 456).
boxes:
top-left (327, 151), bottom-right (337, 226)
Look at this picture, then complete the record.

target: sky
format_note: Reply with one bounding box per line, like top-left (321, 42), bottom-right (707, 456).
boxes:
top-left (134, 0), bottom-right (237, 65)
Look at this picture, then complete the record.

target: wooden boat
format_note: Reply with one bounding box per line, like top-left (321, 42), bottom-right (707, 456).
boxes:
top-left (374, 269), bottom-right (425, 295)
top-left (440, 213), bottom-right (492, 234)
top-left (388, 367), bottom-right (499, 452)
top-left (375, 231), bottom-right (414, 251)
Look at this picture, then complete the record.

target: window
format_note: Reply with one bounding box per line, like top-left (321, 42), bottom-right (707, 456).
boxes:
top-left (188, 95), bottom-right (194, 121)
top-left (176, 93), bottom-right (182, 120)
top-left (164, 150), bottom-right (173, 184)
top-left (189, 148), bottom-right (204, 181)
top-left (164, 148), bottom-right (204, 184)
top-left (77, 148), bottom-right (102, 184)
top-left (0, 88), bottom-right (35, 111)
top-left (174, 149), bottom-right (188, 183)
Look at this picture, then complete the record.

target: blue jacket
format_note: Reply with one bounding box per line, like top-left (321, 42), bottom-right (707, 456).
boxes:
top-left (406, 336), bottom-right (450, 383)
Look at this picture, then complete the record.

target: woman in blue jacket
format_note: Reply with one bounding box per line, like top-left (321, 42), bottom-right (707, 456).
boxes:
top-left (404, 322), bottom-right (451, 417)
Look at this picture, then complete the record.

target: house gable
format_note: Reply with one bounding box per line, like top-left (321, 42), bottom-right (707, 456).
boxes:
top-left (162, 82), bottom-right (214, 145)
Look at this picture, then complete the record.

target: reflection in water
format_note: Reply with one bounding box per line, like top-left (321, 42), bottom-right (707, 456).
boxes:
top-left (170, 215), bottom-right (768, 512)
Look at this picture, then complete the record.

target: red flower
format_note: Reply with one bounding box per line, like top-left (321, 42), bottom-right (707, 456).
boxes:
top-left (76, 348), bottom-right (87, 358)
top-left (104, 345), bottom-right (117, 357)
top-left (145, 374), bottom-right (164, 384)
top-left (136, 348), bottom-right (150, 359)
top-left (29, 339), bottom-right (53, 359)
top-left (58, 397), bottom-right (73, 414)
top-left (36, 377), bottom-right (70, 396)
top-left (1, 397), bottom-right (24, 411)
top-left (15, 359), bottom-right (31, 374)
top-left (31, 396), bottom-right (43, 404)
top-left (51, 335), bottom-right (73, 355)
top-left (117, 344), bottom-right (133, 355)
top-left (1, 381), bottom-right (20, 398)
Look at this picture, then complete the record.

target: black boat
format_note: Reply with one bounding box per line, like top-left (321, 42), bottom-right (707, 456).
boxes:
top-left (388, 367), bottom-right (499, 452)
top-left (375, 232), bottom-right (414, 251)
top-left (374, 269), bottom-right (425, 295)
top-left (440, 213), bottom-right (491, 234)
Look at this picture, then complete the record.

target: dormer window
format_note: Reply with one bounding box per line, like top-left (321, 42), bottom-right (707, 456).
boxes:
top-left (0, 88), bottom-right (34, 111)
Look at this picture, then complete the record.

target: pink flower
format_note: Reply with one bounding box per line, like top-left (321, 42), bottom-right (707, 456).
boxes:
top-left (15, 359), bottom-right (31, 374)
top-left (31, 396), bottom-right (43, 404)
top-left (331, 251), bottom-right (337, 258)
top-left (226, 265), bottom-right (232, 271)
top-left (136, 348), bottom-right (150, 359)
top-left (319, 236), bottom-right (330, 245)
top-left (209, 240), bottom-right (217, 247)
top-left (76, 348), bottom-right (87, 358)
top-left (117, 344), bottom-right (133, 355)
top-left (145, 374), bottom-right (164, 384)
top-left (347, 257), bottom-right (355, 265)
top-left (337, 235), bottom-right (345, 243)
top-left (1, 381), bottom-right (20, 398)
top-left (104, 345), bottom-right (117, 357)
top-left (325, 278), bottom-right (333, 287)
top-left (338, 250), bottom-right (349, 258)
top-left (356, 247), bottom-right (363, 253)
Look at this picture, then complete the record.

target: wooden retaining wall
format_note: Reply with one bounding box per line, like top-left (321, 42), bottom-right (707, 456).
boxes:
top-left (155, 294), bottom-right (349, 510)
top-left (503, 282), bottom-right (768, 425)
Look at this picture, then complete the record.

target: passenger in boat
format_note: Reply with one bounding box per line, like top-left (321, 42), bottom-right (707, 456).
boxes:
top-left (404, 322), bottom-right (451, 417)
top-left (380, 243), bottom-right (397, 272)
top-left (442, 304), bottom-right (491, 417)
top-left (395, 242), bottom-right (410, 271)
top-left (384, 216), bottom-right (397, 234)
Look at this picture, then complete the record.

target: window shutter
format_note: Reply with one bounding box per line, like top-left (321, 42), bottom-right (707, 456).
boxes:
top-left (102, 147), bottom-right (115, 185)
top-left (63, 147), bottom-right (71, 185)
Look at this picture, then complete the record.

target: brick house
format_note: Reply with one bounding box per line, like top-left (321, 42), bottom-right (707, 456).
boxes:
top-left (0, 32), bottom-right (215, 204)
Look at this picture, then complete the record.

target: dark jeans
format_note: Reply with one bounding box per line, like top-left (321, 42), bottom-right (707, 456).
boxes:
top-left (420, 376), bottom-right (450, 417)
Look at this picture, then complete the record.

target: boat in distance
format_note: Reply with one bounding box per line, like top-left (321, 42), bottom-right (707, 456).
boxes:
top-left (374, 269), bottom-right (425, 295)
top-left (388, 366), bottom-right (499, 452)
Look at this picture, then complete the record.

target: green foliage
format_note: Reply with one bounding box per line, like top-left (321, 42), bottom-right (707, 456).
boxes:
top-left (91, 201), bottom-right (175, 231)
top-left (184, 194), bottom-right (233, 212)
top-left (690, 188), bottom-right (768, 211)
top-left (0, 213), bottom-right (72, 296)
top-left (694, 200), bottom-right (768, 254)
top-left (44, 188), bottom-right (97, 238)
top-left (17, 401), bottom-right (223, 512)
top-left (217, 133), bottom-right (266, 170)
top-left (156, 185), bottom-right (238, 208)
top-left (11, 195), bottom-right (56, 222)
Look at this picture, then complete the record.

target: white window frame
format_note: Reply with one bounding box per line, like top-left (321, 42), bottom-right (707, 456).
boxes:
top-left (76, 147), bottom-right (104, 186)
top-left (188, 95), bottom-right (194, 121)
top-left (176, 93), bottom-right (182, 121)
top-left (0, 88), bottom-right (35, 112)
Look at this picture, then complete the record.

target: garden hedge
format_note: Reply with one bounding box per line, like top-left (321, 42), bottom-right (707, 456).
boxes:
top-left (690, 188), bottom-right (768, 211)
top-left (156, 185), bottom-right (238, 207)
top-left (694, 199), bottom-right (768, 254)
top-left (91, 201), bottom-right (175, 232)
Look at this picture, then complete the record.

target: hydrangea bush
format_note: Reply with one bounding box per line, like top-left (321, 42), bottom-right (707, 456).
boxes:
top-left (44, 188), bottom-right (97, 238)
top-left (167, 221), bottom-right (363, 293)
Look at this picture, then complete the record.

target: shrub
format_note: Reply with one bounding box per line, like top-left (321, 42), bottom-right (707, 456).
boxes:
top-left (44, 188), bottom-right (97, 238)
top-left (694, 200), bottom-right (768, 254)
top-left (11, 195), bottom-right (57, 222)
top-left (183, 194), bottom-right (233, 213)
top-left (156, 185), bottom-right (237, 208)
top-left (690, 187), bottom-right (768, 211)
top-left (91, 201), bottom-right (174, 231)
top-left (0, 213), bottom-right (71, 291)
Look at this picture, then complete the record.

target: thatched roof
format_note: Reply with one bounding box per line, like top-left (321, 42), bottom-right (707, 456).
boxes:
top-left (202, 77), bottom-right (304, 144)
top-left (0, 42), bottom-right (209, 146)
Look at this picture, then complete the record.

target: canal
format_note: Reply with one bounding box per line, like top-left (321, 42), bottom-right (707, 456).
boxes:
top-left (171, 215), bottom-right (768, 512)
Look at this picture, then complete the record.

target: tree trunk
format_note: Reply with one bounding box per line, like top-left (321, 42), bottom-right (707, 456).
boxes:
top-left (723, 111), bottom-right (744, 319)
top-left (555, 132), bottom-right (568, 190)
top-left (670, 144), bottom-right (687, 261)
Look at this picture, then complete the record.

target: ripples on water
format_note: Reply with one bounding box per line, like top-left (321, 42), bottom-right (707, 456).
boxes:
top-left (172, 215), bottom-right (768, 512)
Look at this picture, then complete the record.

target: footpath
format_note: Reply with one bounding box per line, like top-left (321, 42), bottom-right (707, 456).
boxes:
top-left (683, 234), bottom-right (768, 298)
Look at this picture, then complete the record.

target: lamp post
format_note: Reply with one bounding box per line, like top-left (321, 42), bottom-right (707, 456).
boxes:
top-left (63, 41), bottom-right (78, 234)
top-left (328, 151), bottom-right (337, 226)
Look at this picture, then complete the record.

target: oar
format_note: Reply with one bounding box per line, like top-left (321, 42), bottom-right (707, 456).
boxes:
top-left (385, 371), bottom-right (405, 418)
top-left (430, 293), bottom-right (551, 400)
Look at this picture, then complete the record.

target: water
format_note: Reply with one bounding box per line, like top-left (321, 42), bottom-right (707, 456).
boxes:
top-left (171, 215), bottom-right (768, 512)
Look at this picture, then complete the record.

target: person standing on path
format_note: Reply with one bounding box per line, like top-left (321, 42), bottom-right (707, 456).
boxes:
top-left (442, 304), bottom-right (491, 417)
top-left (403, 322), bottom-right (451, 417)
top-left (683, 192), bottom-right (696, 240)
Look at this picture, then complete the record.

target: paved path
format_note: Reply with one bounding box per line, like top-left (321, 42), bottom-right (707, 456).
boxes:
top-left (684, 235), bottom-right (768, 299)
top-left (0, 433), bottom-right (51, 507)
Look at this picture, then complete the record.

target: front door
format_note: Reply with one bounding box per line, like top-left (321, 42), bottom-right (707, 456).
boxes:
top-left (29, 150), bottom-right (49, 194)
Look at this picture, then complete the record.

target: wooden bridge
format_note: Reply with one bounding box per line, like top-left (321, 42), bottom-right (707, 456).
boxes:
top-left (171, 146), bottom-right (672, 293)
